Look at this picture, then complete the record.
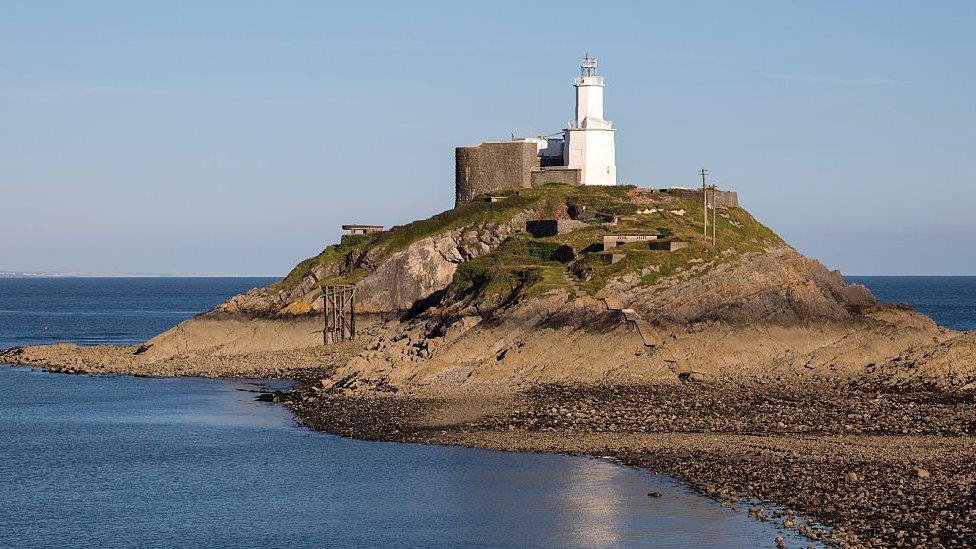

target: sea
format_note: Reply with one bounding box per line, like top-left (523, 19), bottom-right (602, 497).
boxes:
top-left (2, 276), bottom-right (972, 548)
top-left (847, 276), bottom-right (976, 331)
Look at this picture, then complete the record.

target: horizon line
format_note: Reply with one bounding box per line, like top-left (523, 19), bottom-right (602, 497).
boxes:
top-left (2, 272), bottom-right (975, 279)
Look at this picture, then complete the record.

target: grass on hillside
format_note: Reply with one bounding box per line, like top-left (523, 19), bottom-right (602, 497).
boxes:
top-left (441, 234), bottom-right (569, 316)
top-left (555, 200), bottom-right (785, 292)
top-left (439, 186), bottom-right (785, 311)
top-left (268, 190), bottom-right (541, 295)
top-left (265, 184), bottom-right (785, 316)
top-left (271, 232), bottom-right (379, 293)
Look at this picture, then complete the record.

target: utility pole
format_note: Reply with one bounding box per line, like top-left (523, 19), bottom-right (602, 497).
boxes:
top-left (708, 183), bottom-right (717, 246)
top-left (698, 168), bottom-right (709, 241)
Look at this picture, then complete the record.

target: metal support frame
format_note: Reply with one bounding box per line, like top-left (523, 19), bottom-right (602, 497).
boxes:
top-left (322, 284), bottom-right (356, 345)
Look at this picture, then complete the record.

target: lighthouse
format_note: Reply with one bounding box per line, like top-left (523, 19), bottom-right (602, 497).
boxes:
top-left (563, 54), bottom-right (617, 186)
top-left (454, 54), bottom-right (620, 204)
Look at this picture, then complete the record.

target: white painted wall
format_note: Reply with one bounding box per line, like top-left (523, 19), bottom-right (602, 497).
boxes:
top-left (574, 76), bottom-right (605, 124)
top-left (565, 68), bottom-right (616, 186)
top-left (564, 128), bottom-right (616, 185)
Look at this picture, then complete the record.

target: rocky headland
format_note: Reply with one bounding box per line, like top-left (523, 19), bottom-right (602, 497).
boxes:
top-left (3, 184), bottom-right (975, 547)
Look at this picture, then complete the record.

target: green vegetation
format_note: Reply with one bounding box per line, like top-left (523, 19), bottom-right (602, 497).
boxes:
top-left (370, 192), bottom-right (536, 253)
top-left (439, 185), bottom-right (786, 308)
top-left (442, 234), bottom-right (567, 316)
top-left (560, 198), bottom-right (785, 292)
top-left (563, 184), bottom-right (640, 215)
top-left (268, 190), bottom-right (540, 295)
top-left (272, 232), bottom-right (380, 292)
top-left (267, 183), bottom-right (786, 315)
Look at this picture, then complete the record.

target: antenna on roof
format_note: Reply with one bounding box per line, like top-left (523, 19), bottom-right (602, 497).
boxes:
top-left (581, 53), bottom-right (598, 77)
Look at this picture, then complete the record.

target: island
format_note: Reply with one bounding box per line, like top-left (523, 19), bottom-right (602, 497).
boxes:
top-left (4, 55), bottom-right (974, 547)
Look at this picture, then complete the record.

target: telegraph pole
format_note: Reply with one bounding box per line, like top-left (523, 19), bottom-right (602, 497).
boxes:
top-left (698, 168), bottom-right (709, 241)
top-left (708, 184), bottom-right (717, 245)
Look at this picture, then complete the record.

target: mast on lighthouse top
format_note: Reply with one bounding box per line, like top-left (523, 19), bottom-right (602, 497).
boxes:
top-left (572, 53), bottom-right (608, 127)
top-left (575, 53), bottom-right (604, 87)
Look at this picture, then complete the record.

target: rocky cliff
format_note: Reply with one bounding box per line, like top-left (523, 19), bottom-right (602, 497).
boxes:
top-left (213, 185), bottom-right (873, 323)
top-left (197, 184), bottom-right (959, 393)
top-left (214, 196), bottom-right (535, 316)
top-left (5, 184), bottom-right (969, 394)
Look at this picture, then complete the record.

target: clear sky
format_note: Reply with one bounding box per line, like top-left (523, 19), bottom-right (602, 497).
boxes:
top-left (2, 1), bottom-right (974, 276)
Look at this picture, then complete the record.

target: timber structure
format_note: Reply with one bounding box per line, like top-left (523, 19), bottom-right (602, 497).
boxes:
top-left (323, 284), bottom-right (356, 344)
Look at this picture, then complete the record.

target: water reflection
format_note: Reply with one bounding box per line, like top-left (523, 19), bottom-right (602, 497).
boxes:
top-left (0, 368), bottom-right (818, 548)
top-left (560, 459), bottom-right (628, 547)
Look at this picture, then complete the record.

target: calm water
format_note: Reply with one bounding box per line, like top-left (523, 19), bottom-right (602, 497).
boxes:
top-left (0, 367), bottom-right (809, 548)
top-left (4, 275), bottom-right (969, 548)
top-left (0, 277), bottom-right (276, 349)
top-left (848, 276), bottom-right (976, 331)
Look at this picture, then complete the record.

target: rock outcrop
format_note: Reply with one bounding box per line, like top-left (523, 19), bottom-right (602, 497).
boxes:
top-left (214, 218), bottom-right (526, 316)
top-left (6, 184), bottom-right (972, 396)
top-left (354, 221), bottom-right (523, 312)
top-left (620, 246), bottom-right (876, 324)
top-left (0, 317), bottom-right (366, 378)
top-left (320, 278), bottom-right (956, 394)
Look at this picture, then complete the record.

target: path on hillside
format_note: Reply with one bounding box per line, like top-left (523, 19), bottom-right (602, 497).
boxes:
top-left (562, 271), bottom-right (584, 296)
top-left (564, 269), bottom-right (657, 347)
top-left (598, 289), bottom-right (658, 347)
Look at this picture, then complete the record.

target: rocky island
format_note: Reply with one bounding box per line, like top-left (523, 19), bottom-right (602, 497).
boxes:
top-left (4, 183), bottom-right (975, 547)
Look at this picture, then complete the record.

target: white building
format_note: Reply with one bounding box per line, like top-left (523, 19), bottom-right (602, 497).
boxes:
top-left (564, 54), bottom-right (616, 186)
top-left (455, 55), bottom-right (618, 204)
top-left (514, 54), bottom-right (617, 186)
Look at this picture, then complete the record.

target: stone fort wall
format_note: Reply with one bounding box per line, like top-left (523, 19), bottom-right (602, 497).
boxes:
top-left (667, 188), bottom-right (739, 208)
top-left (455, 141), bottom-right (740, 208)
top-left (530, 167), bottom-right (582, 187)
top-left (455, 142), bottom-right (539, 205)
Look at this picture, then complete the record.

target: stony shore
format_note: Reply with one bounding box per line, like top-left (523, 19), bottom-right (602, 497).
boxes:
top-left (7, 184), bottom-right (975, 547)
top-left (0, 317), bottom-right (361, 381)
top-left (4, 314), bottom-right (975, 547)
top-left (6, 345), bottom-right (975, 547)
top-left (279, 382), bottom-right (976, 548)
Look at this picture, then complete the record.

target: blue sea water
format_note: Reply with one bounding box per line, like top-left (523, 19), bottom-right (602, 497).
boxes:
top-left (0, 277), bottom-right (816, 548)
top-left (847, 276), bottom-right (976, 331)
top-left (0, 277), bottom-right (276, 349)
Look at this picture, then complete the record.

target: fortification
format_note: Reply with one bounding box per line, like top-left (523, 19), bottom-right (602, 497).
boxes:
top-left (455, 141), bottom-right (539, 205)
top-left (455, 54), bottom-right (616, 205)
top-left (453, 56), bottom-right (741, 207)
top-left (530, 167), bottom-right (581, 187)
top-left (667, 188), bottom-right (739, 208)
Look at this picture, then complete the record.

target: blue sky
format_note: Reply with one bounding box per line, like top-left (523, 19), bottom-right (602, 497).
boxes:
top-left (2, 1), bottom-right (974, 275)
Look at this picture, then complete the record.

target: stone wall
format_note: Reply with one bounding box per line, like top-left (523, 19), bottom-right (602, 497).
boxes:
top-left (530, 167), bottom-right (582, 187)
top-left (665, 188), bottom-right (739, 208)
top-left (648, 240), bottom-right (689, 251)
top-left (455, 141), bottom-right (540, 205)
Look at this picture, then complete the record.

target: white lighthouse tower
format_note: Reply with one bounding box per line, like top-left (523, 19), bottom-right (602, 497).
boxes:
top-left (563, 54), bottom-right (617, 186)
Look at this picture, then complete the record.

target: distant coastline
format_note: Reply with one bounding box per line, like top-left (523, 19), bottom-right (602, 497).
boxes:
top-left (0, 271), bottom-right (278, 278)
top-left (5, 271), bottom-right (971, 279)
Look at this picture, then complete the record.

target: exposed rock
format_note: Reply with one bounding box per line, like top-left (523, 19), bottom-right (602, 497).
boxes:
top-left (356, 221), bottom-right (521, 312)
top-left (213, 218), bottom-right (525, 317)
top-left (623, 247), bottom-right (876, 325)
top-left (0, 317), bottom-right (373, 379)
top-left (4, 185), bottom-right (974, 548)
